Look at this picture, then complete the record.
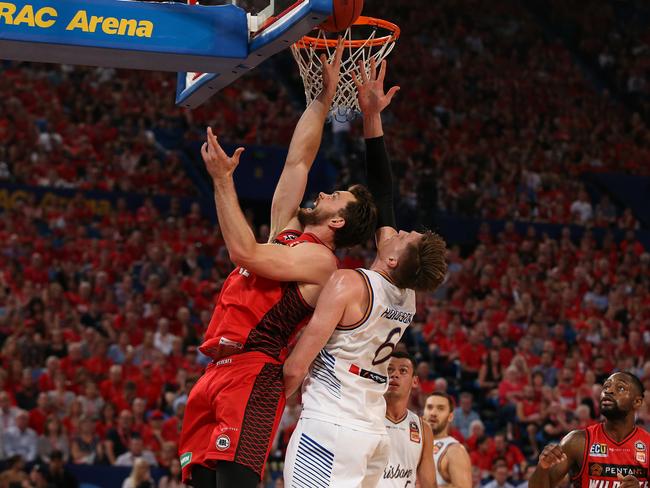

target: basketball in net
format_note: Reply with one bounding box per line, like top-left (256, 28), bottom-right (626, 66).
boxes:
top-left (291, 16), bottom-right (400, 122)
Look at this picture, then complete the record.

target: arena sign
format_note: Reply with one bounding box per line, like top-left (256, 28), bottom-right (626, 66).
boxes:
top-left (0, 0), bottom-right (332, 107)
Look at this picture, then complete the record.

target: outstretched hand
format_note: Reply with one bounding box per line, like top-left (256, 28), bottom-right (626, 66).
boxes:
top-left (352, 58), bottom-right (400, 115)
top-left (201, 127), bottom-right (245, 182)
top-left (320, 38), bottom-right (345, 99)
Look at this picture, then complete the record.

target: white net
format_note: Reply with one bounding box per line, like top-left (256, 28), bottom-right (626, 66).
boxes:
top-left (290, 18), bottom-right (398, 122)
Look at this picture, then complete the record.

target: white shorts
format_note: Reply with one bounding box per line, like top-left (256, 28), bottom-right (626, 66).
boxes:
top-left (284, 417), bottom-right (390, 488)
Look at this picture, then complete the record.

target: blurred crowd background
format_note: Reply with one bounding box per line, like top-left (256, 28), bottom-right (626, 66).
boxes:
top-left (0, 0), bottom-right (649, 487)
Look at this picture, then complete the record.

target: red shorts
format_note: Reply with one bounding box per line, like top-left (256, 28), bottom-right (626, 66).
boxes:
top-left (179, 352), bottom-right (286, 483)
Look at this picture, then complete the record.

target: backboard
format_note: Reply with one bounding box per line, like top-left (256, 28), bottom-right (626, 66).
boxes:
top-left (175, 0), bottom-right (332, 108)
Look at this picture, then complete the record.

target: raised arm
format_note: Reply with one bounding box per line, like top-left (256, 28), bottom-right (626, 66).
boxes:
top-left (418, 419), bottom-right (437, 488)
top-left (353, 59), bottom-right (400, 246)
top-left (202, 128), bottom-right (337, 285)
top-left (529, 429), bottom-right (586, 488)
top-left (268, 41), bottom-right (345, 241)
top-left (283, 269), bottom-right (368, 396)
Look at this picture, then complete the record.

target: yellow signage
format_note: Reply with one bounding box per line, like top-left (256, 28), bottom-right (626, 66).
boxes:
top-left (0, 1), bottom-right (153, 37)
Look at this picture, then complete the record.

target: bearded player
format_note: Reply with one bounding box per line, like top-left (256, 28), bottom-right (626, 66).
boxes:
top-left (529, 372), bottom-right (648, 488)
top-left (178, 42), bottom-right (378, 488)
top-left (379, 352), bottom-right (436, 488)
top-left (282, 59), bottom-right (447, 487)
top-left (423, 393), bottom-right (473, 488)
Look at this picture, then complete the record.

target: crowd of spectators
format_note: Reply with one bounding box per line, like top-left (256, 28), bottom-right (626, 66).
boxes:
top-left (534, 0), bottom-right (650, 119)
top-left (0, 193), bottom-right (648, 486)
top-left (0, 0), bottom-right (649, 487)
top-left (2, 0), bottom-right (649, 228)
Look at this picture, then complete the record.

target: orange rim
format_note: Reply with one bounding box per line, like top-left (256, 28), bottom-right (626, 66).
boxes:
top-left (295, 16), bottom-right (400, 49)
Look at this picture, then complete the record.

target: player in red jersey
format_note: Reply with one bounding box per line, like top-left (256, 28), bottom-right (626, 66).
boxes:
top-left (530, 371), bottom-right (648, 488)
top-left (178, 41), bottom-right (378, 488)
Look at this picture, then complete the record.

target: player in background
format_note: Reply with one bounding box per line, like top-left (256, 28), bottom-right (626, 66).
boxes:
top-left (282, 59), bottom-right (447, 487)
top-left (529, 372), bottom-right (648, 488)
top-left (423, 393), bottom-right (473, 488)
top-left (379, 352), bottom-right (436, 488)
top-left (179, 41), bottom-right (378, 488)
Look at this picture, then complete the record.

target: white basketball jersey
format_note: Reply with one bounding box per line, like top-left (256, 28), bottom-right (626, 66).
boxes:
top-left (300, 269), bottom-right (416, 433)
top-left (379, 410), bottom-right (423, 487)
top-left (433, 436), bottom-right (460, 487)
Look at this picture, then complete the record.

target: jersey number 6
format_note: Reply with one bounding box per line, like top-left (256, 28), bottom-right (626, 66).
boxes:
top-left (372, 327), bottom-right (403, 365)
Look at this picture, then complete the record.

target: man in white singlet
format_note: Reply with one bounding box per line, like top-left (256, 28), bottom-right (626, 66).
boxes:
top-left (424, 393), bottom-right (473, 488)
top-left (282, 60), bottom-right (448, 487)
top-left (380, 352), bottom-right (436, 488)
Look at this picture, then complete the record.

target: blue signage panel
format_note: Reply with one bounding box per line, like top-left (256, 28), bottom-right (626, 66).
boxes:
top-left (0, 0), bottom-right (248, 70)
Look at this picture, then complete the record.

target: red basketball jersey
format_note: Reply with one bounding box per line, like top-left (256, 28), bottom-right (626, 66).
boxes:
top-left (573, 422), bottom-right (650, 488)
top-left (199, 230), bottom-right (332, 362)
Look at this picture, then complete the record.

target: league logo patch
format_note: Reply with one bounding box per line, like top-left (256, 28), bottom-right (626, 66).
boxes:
top-left (635, 441), bottom-right (646, 452)
top-left (216, 434), bottom-right (231, 451)
top-left (409, 421), bottom-right (421, 443)
top-left (179, 452), bottom-right (192, 468)
top-left (589, 443), bottom-right (608, 457)
top-left (433, 441), bottom-right (443, 455)
top-left (635, 441), bottom-right (646, 463)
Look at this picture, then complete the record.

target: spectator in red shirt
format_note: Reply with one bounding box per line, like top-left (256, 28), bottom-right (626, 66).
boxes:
top-left (37, 356), bottom-right (60, 392)
top-left (493, 432), bottom-right (527, 474)
top-left (99, 365), bottom-right (123, 405)
top-left (28, 392), bottom-right (51, 435)
top-left (162, 402), bottom-right (184, 444)
top-left (459, 330), bottom-right (487, 390)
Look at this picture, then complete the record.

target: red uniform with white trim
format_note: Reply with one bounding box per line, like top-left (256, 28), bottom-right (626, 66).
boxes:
top-left (179, 230), bottom-right (332, 483)
top-left (573, 422), bottom-right (650, 488)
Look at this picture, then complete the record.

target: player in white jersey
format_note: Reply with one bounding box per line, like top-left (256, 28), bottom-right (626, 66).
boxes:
top-left (282, 60), bottom-right (448, 487)
top-left (380, 352), bottom-right (436, 488)
top-left (423, 393), bottom-right (473, 488)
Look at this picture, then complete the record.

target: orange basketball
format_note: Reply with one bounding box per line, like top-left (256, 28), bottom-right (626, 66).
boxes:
top-left (320, 0), bottom-right (364, 33)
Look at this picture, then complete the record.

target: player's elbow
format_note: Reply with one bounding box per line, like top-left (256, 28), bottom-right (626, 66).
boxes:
top-left (228, 243), bottom-right (257, 267)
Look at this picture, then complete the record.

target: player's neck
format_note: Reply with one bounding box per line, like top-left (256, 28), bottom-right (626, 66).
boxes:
top-left (603, 416), bottom-right (636, 442)
top-left (369, 261), bottom-right (395, 284)
top-left (385, 400), bottom-right (408, 423)
top-left (432, 429), bottom-right (450, 441)
top-left (301, 225), bottom-right (335, 251)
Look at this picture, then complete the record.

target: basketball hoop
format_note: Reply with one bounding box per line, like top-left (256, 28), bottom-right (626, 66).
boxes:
top-left (291, 16), bottom-right (400, 122)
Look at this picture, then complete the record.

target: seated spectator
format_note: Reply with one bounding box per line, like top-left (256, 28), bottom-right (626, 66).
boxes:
top-left (483, 459), bottom-right (515, 488)
top-left (37, 414), bottom-right (70, 463)
top-left (0, 391), bottom-right (19, 430)
top-left (77, 380), bottom-right (105, 420)
top-left (515, 386), bottom-right (545, 458)
top-left (453, 392), bottom-right (481, 439)
top-left (157, 441), bottom-right (179, 471)
top-left (4, 410), bottom-right (38, 463)
top-left (493, 433), bottom-right (527, 474)
top-left (45, 450), bottom-right (78, 488)
top-left (14, 369), bottom-right (39, 411)
top-left (122, 458), bottom-right (154, 488)
top-left (470, 436), bottom-right (496, 480)
top-left (115, 434), bottom-right (158, 467)
top-left (28, 392), bottom-right (51, 436)
top-left (498, 366), bottom-right (527, 409)
top-left (71, 416), bottom-right (106, 465)
top-left (158, 458), bottom-right (184, 488)
top-left (479, 348), bottom-right (504, 400)
top-left (105, 409), bottom-right (137, 464)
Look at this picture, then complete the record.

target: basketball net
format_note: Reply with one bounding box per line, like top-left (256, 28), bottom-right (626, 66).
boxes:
top-left (291, 17), bottom-right (400, 122)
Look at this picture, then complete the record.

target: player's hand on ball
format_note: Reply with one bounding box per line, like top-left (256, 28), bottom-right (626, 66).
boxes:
top-left (352, 58), bottom-right (400, 115)
top-left (538, 444), bottom-right (567, 470)
top-left (617, 473), bottom-right (640, 488)
top-left (201, 127), bottom-right (245, 181)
